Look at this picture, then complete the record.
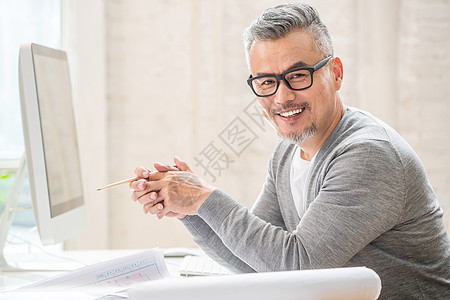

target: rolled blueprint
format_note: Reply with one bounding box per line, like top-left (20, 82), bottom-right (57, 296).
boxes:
top-left (128, 266), bottom-right (381, 300)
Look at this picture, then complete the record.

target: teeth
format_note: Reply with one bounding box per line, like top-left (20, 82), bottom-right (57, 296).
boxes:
top-left (279, 109), bottom-right (303, 117)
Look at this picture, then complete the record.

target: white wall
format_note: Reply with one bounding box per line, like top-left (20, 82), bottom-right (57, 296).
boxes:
top-left (72, 0), bottom-right (450, 249)
top-left (63, 0), bottom-right (108, 249)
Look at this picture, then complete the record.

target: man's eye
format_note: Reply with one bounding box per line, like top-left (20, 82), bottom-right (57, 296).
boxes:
top-left (254, 77), bottom-right (276, 88)
top-left (288, 71), bottom-right (309, 81)
top-left (261, 79), bottom-right (276, 86)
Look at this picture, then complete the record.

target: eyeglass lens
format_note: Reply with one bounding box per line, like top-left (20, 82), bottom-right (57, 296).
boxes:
top-left (251, 69), bottom-right (311, 96)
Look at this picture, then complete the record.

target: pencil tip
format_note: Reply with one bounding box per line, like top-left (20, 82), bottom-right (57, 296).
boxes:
top-left (96, 188), bottom-right (101, 191)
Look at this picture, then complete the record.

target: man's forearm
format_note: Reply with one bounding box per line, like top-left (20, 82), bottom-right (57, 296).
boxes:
top-left (181, 215), bottom-right (256, 273)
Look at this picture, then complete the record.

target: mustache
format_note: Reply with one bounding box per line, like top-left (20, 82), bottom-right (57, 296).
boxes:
top-left (271, 102), bottom-right (311, 115)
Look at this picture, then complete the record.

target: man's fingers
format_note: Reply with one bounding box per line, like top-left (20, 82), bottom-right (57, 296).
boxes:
top-left (131, 186), bottom-right (151, 202)
top-left (144, 201), bottom-right (164, 215)
top-left (130, 180), bottom-right (147, 191)
top-left (134, 166), bottom-right (151, 179)
top-left (157, 207), bottom-right (169, 219)
top-left (142, 191), bottom-right (165, 212)
top-left (144, 201), bottom-right (184, 219)
top-left (142, 196), bottom-right (170, 218)
top-left (154, 162), bottom-right (179, 172)
top-left (156, 202), bottom-right (174, 219)
top-left (147, 171), bottom-right (166, 181)
top-left (131, 180), bottom-right (163, 202)
top-left (174, 156), bottom-right (192, 172)
top-left (130, 166), bottom-right (151, 189)
top-left (130, 179), bottom-right (163, 193)
top-left (137, 191), bottom-right (159, 206)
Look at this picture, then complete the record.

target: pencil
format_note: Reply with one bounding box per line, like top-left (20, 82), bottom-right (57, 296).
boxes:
top-left (96, 176), bottom-right (140, 191)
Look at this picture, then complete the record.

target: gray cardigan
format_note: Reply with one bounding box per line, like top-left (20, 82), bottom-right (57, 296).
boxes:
top-left (182, 107), bottom-right (450, 299)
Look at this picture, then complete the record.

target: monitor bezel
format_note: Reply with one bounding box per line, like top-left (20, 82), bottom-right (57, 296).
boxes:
top-left (18, 43), bottom-right (86, 246)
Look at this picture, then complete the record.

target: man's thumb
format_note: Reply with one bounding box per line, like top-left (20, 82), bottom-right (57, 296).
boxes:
top-left (174, 156), bottom-right (192, 172)
top-left (154, 162), bottom-right (178, 172)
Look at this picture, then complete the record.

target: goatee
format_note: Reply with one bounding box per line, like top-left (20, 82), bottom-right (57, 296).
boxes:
top-left (281, 123), bottom-right (317, 144)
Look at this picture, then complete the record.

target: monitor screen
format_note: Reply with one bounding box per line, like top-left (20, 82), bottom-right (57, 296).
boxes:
top-left (19, 43), bottom-right (86, 245)
top-left (32, 45), bottom-right (84, 217)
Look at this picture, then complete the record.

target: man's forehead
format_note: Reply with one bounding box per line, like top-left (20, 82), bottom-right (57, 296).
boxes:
top-left (248, 30), bottom-right (320, 74)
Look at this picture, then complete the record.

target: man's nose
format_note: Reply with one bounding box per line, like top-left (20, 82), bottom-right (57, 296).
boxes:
top-left (273, 80), bottom-right (295, 104)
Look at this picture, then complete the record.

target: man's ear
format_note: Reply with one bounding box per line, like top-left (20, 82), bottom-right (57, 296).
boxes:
top-left (332, 57), bottom-right (344, 90)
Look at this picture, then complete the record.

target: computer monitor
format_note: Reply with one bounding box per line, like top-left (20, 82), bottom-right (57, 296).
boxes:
top-left (18, 43), bottom-right (86, 245)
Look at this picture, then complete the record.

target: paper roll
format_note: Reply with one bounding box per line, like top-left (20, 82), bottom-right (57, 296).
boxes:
top-left (128, 266), bottom-right (381, 300)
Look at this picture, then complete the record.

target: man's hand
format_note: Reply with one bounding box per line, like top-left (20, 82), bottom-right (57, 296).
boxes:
top-left (130, 156), bottom-right (215, 219)
top-left (130, 160), bottom-right (185, 219)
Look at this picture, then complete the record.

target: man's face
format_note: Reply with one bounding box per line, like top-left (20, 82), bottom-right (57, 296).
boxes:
top-left (249, 30), bottom-right (342, 145)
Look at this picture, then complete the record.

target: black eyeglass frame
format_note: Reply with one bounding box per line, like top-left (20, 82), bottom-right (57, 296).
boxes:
top-left (247, 56), bottom-right (333, 97)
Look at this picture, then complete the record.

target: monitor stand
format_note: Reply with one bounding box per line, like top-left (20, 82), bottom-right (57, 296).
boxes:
top-left (0, 155), bottom-right (28, 272)
top-left (0, 155), bottom-right (78, 273)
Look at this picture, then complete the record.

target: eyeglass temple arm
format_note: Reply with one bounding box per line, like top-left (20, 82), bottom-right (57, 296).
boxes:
top-left (314, 56), bottom-right (332, 71)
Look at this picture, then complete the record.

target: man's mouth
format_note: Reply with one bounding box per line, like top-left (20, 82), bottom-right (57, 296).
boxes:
top-left (277, 108), bottom-right (303, 118)
top-left (274, 103), bottom-right (309, 119)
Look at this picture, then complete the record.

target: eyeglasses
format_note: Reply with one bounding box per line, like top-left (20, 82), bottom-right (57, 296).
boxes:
top-left (247, 56), bottom-right (332, 97)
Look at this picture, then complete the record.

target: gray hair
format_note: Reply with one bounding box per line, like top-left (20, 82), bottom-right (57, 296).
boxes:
top-left (243, 3), bottom-right (333, 68)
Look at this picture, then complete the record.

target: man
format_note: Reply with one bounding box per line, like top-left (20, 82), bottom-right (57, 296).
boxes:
top-left (130, 3), bottom-right (450, 299)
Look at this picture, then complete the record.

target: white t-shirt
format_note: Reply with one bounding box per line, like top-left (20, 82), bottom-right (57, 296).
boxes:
top-left (290, 146), bottom-right (315, 218)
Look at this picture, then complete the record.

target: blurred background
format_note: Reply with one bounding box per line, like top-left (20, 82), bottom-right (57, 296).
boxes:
top-left (1, 0), bottom-right (449, 250)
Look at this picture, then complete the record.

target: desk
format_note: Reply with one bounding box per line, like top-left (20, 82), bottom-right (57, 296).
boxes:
top-left (0, 248), bottom-right (185, 293)
top-left (1, 248), bottom-right (382, 300)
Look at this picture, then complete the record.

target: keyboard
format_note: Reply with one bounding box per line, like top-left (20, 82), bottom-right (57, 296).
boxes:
top-left (178, 255), bottom-right (233, 276)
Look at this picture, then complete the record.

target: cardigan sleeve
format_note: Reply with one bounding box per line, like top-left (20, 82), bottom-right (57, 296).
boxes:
top-left (180, 152), bottom-right (285, 273)
top-left (195, 139), bottom-right (405, 271)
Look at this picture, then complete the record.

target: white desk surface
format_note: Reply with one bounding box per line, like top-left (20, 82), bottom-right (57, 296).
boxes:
top-left (1, 247), bottom-right (382, 300)
top-left (0, 248), bottom-right (185, 292)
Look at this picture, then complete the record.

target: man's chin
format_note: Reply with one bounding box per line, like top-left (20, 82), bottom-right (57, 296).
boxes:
top-left (278, 127), bottom-right (317, 144)
top-left (280, 134), bottom-right (309, 144)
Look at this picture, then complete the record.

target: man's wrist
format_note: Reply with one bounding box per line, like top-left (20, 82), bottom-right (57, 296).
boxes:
top-left (194, 187), bottom-right (216, 215)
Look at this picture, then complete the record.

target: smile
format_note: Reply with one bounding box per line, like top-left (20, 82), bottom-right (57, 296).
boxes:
top-left (278, 108), bottom-right (303, 118)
